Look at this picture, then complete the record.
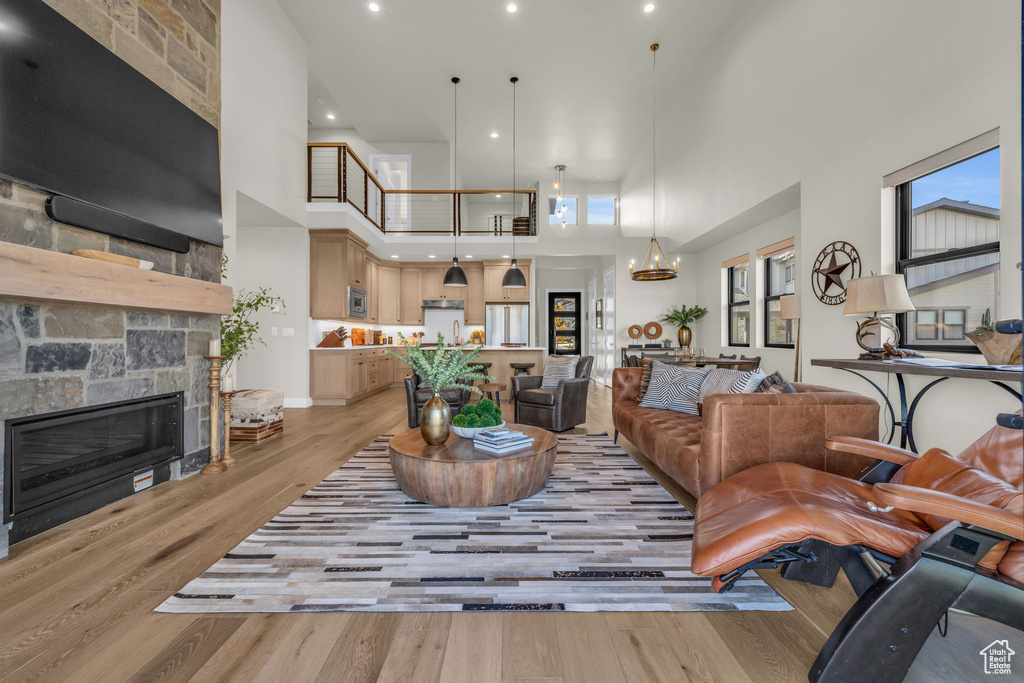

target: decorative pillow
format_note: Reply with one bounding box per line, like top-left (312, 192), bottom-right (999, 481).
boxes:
top-left (757, 371), bottom-right (797, 394)
top-left (639, 362), bottom-right (709, 415)
top-left (731, 368), bottom-right (767, 394)
top-left (635, 358), bottom-right (694, 402)
top-left (698, 368), bottom-right (747, 403)
top-left (541, 355), bottom-right (579, 389)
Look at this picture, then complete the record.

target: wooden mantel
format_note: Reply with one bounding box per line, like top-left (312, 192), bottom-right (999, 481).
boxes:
top-left (0, 242), bottom-right (233, 315)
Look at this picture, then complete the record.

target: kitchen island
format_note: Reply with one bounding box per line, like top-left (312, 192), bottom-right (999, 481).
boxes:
top-left (309, 346), bottom-right (546, 406)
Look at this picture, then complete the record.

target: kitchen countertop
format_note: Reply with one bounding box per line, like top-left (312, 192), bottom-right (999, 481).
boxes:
top-left (310, 345), bottom-right (546, 352)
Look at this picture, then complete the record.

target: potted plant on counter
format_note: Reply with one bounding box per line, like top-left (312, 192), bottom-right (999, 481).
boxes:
top-left (386, 332), bottom-right (492, 445)
top-left (660, 304), bottom-right (708, 348)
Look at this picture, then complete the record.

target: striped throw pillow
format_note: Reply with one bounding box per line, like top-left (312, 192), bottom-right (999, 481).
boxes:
top-left (541, 355), bottom-right (579, 389)
top-left (757, 371), bottom-right (797, 394)
top-left (639, 362), bottom-right (709, 415)
top-left (698, 368), bottom-right (747, 403)
top-left (731, 368), bottom-right (767, 394)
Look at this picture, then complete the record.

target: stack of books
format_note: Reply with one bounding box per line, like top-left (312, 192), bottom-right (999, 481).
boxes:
top-left (473, 428), bottom-right (535, 454)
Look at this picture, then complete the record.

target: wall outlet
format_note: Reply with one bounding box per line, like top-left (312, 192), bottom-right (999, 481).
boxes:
top-left (272, 327), bottom-right (278, 336)
top-left (282, 327), bottom-right (295, 336)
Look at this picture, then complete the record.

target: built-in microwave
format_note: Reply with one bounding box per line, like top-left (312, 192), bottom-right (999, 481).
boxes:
top-left (348, 285), bottom-right (367, 318)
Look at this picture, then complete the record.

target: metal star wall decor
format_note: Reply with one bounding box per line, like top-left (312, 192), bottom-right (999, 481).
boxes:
top-left (811, 241), bottom-right (861, 305)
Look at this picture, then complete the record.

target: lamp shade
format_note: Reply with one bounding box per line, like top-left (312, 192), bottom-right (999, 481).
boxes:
top-left (443, 258), bottom-right (467, 286)
top-left (501, 258), bottom-right (527, 288)
top-left (779, 293), bottom-right (802, 320)
top-left (843, 275), bottom-right (915, 316)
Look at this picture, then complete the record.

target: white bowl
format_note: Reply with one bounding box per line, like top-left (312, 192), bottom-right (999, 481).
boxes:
top-left (451, 421), bottom-right (506, 439)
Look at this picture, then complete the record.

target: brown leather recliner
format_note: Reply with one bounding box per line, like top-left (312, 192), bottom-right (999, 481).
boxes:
top-left (691, 417), bottom-right (1024, 682)
top-left (512, 356), bottom-right (594, 432)
top-left (404, 374), bottom-right (472, 428)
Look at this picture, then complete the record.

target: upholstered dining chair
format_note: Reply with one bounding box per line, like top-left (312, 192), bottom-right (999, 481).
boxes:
top-left (404, 374), bottom-right (472, 428)
top-left (513, 356), bottom-right (595, 431)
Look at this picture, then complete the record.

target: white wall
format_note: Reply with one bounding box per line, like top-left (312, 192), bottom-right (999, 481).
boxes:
top-left (222, 0), bottom-right (310, 402)
top-left (618, 0), bottom-right (1021, 452)
top-left (308, 128), bottom-right (451, 190)
top-left (691, 208), bottom-right (801, 375)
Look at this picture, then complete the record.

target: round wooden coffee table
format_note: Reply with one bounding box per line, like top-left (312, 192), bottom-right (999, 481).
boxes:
top-left (388, 423), bottom-right (558, 507)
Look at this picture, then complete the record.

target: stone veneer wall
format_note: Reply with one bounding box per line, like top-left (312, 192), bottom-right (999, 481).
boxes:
top-left (0, 0), bottom-right (222, 557)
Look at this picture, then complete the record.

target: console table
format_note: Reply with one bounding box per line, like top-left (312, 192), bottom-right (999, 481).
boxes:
top-left (811, 358), bottom-right (1022, 452)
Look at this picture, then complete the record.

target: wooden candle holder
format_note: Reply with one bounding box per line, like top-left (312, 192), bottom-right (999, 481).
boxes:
top-left (201, 356), bottom-right (227, 475)
top-left (221, 390), bottom-right (237, 467)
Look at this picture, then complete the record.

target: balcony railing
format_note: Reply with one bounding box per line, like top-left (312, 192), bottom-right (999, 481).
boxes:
top-left (308, 143), bottom-right (536, 236)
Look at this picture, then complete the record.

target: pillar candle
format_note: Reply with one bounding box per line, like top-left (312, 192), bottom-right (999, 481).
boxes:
top-left (209, 338), bottom-right (221, 356)
top-left (222, 375), bottom-right (234, 392)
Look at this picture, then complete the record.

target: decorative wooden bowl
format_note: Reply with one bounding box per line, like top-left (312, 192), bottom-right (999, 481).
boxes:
top-left (965, 330), bottom-right (1023, 365)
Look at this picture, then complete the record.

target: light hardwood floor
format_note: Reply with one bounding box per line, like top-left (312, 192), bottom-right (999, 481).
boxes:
top-left (0, 383), bottom-right (1014, 682)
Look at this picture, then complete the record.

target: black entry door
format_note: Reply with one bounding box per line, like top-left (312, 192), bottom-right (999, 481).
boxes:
top-left (548, 292), bottom-right (582, 355)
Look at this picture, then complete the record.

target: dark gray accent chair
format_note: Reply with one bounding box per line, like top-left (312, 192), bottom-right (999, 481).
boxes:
top-left (404, 374), bottom-right (472, 428)
top-left (512, 356), bottom-right (594, 432)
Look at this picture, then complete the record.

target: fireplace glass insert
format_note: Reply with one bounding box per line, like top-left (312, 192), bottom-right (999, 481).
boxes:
top-left (4, 393), bottom-right (183, 528)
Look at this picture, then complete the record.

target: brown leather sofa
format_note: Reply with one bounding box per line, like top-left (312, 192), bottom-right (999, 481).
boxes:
top-left (513, 356), bottom-right (594, 432)
top-left (612, 366), bottom-right (880, 497)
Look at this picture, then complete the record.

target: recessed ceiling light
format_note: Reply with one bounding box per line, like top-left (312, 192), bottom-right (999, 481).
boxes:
top-left (368, 2), bottom-right (380, 11)
top-left (490, 132), bottom-right (499, 138)
top-left (502, 254), bottom-right (510, 258)
top-left (391, 254), bottom-right (399, 258)
top-left (317, 97), bottom-right (325, 105)
top-left (326, 113), bottom-right (335, 120)
top-left (465, 255), bottom-right (473, 258)
top-left (428, 254), bottom-right (436, 258)
top-left (507, 3), bottom-right (517, 12)
top-left (495, 194), bottom-right (502, 198)
top-left (644, 3), bottom-right (655, 12)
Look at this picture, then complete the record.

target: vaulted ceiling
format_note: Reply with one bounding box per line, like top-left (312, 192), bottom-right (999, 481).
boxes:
top-left (282, 0), bottom-right (743, 190)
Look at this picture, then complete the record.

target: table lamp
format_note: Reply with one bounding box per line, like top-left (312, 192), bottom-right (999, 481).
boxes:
top-left (780, 293), bottom-right (802, 381)
top-left (843, 275), bottom-right (915, 356)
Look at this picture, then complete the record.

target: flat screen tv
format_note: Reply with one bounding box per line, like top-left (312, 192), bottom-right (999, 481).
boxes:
top-left (0, 0), bottom-right (222, 249)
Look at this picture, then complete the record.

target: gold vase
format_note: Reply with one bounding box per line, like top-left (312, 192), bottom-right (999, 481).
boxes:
top-left (677, 326), bottom-right (692, 348)
top-left (420, 394), bottom-right (451, 445)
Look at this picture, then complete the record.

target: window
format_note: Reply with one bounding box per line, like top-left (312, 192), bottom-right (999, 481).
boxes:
top-left (764, 249), bottom-right (796, 347)
top-left (727, 261), bottom-right (750, 347)
top-left (548, 195), bottom-right (577, 226)
top-left (895, 145), bottom-right (1000, 352)
top-left (586, 195), bottom-right (617, 225)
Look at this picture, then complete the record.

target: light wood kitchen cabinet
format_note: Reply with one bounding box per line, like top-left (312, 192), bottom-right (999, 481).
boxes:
top-left (463, 263), bottom-right (485, 325)
top-left (377, 264), bottom-right (401, 324)
top-left (309, 232), bottom-right (348, 319)
top-left (483, 260), bottom-right (531, 303)
top-left (366, 259), bottom-right (379, 324)
top-left (420, 265), bottom-right (443, 300)
top-left (400, 268), bottom-right (424, 325)
top-left (311, 349), bottom-right (403, 404)
top-left (347, 238), bottom-right (367, 287)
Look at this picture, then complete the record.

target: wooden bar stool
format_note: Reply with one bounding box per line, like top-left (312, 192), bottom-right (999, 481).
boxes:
top-left (509, 362), bottom-right (535, 402)
top-left (478, 382), bottom-right (507, 408)
top-left (471, 362), bottom-right (493, 390)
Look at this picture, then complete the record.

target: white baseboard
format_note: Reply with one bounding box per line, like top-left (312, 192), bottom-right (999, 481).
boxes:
top-left (284, 397), bottom-right (313, 408)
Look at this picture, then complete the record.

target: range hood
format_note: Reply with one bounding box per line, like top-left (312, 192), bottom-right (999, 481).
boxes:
top-left (421, 299), bottom-right (464, 310)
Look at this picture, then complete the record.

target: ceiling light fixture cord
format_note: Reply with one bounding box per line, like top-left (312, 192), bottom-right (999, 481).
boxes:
top-left (651, 43), bottom-right (657, 240)
top-left (453, 76), bottom-right (459, 252)
top-left (511, 76), bottom-right (517, 258)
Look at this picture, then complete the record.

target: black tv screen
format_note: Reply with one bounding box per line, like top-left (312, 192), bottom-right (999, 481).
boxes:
top-left (0, 0), bottom-right (222, 247)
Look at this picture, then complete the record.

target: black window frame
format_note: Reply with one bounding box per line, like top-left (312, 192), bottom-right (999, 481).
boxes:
top-left (894, 149), bottom-right (1001, 353)
top-left (763, 254), bottom-right (795, 349)
top-left (727, 264), bottom-right (750, 348)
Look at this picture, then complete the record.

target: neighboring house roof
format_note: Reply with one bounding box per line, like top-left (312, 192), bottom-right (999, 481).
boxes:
top-left (913, 198), bottom-right (1000, 220)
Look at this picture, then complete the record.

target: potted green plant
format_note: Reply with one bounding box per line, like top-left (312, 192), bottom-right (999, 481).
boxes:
top-left (659, 305), bottom-right (708, 348)
top-left (451, 398), bottom-right (504, 438)
top-left (386, 332), bottom-right (491, 445)
top-left (221, 287), bottom-right (285, 376)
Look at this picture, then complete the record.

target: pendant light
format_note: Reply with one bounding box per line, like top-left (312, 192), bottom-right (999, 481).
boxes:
top-left (501, 76), bottom-right (527, 289)
top-left (629, 43), bottom-right (679, 282)
top-left (443, 76), bottom-right (468, 287)
top-left (553, 165), bottom-right (568, 229)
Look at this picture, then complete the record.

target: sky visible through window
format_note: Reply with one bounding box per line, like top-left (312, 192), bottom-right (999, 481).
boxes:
top-left (587, 196), bottom-right (616, 225)
top-left (911, 148), bottom-right (1000, 210)
top-left (549, 196), bottom-right (577, 225)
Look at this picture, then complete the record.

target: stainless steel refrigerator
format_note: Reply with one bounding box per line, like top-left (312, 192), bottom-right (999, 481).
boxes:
top-left (485, 304), bottom-right (530, 346)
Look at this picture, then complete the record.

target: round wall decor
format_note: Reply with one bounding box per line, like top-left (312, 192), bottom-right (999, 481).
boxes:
top-left (643, 321), bottom-right (663, 339)
top-left (628, 324), bottom-right (643, 340)
top-left (811, 241), bottom-right (861, 305)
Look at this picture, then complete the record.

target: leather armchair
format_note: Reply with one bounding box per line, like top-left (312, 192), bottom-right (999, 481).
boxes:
top-left (513, 356), bottom-right (594, 431)
top-left (404, 374), bottom-right (472, 428)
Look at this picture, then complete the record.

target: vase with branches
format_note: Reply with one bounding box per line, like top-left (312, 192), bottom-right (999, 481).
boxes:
top-left (659, 304), bottom-right (708, 348)
top-left (220, 287), bottom-right (285, 376)
top-left (386, 332), bottom-right (492, 444)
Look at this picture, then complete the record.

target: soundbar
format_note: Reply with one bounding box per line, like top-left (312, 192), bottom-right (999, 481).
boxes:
top-left (45, 196), bottom-right (191, 254)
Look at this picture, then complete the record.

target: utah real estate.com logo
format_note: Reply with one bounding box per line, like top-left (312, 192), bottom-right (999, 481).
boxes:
top-left (980, 640), bottom-right (1015, 675)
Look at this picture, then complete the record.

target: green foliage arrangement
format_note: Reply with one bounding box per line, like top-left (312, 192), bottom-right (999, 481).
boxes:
top-left (386, 332), bottom-right (492, 398)
top-left (452, 397), bottom-right (503, 428)
top-left (660, 304), bottom-right (709, 327)
top-left (221, 287), bottom-right (285, 372)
